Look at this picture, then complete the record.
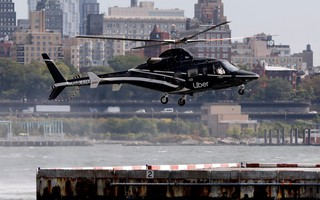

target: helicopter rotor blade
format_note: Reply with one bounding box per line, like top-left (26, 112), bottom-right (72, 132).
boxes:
top-left (205, 34), bottom-right (278, 42)
top-left (132, 42), bottom-right (173, 49)
top-left (76, 35), bottom-right (165, 43)
top-left (75, 21), bottom-right (231, 49)
top-left (183, 21), bottom-right (230, 41)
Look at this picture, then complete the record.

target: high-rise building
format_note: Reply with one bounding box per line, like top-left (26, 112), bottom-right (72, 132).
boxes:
top-left (180, 0), bottom-right (231, 61)
top-left (28, 0), bottom-right (41, 14)
top-left (131, 0), bottom-right (138, 7)
top-left (36, 0), bottom-right (63, 35)
top-left (28, 0), bottom-right (79, 37)
top-left (79, 0), bottom-right (99, 35)
top-left (87, 14), bottom-right (103, 35)
top-left (195, 0), bottom-right (227, 25)
top-left (0, 0), bottom-right (16, 40)
top-left (60, 0), bottom-right (79, 37)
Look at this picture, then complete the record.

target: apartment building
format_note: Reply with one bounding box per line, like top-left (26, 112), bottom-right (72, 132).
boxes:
top-left (63, 37), bottom-right (124, 69)
top-left (231, 34), bottom-right (304, 70)
top-left (12, 10), bottom-right (63, 64)
top-left (104, 1), bottom-right (186, 51)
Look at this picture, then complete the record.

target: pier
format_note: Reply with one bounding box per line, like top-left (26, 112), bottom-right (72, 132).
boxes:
top-left (37, 162), bottom-right (320, 199)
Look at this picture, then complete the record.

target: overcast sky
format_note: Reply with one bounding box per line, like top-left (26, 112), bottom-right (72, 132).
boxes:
top-left (13, 0), bottom-right (320, 65)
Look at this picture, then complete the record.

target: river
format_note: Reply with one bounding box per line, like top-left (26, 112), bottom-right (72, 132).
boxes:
top-left (1, 144), bottom-right (320, 200)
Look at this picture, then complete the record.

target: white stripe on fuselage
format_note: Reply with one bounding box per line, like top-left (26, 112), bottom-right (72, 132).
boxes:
top-left (100, 77), bottom-right (179, 88)
top-left (55, 76), bottom-right (180, 89)
top-left (129, 69), bottom-right (185, 82)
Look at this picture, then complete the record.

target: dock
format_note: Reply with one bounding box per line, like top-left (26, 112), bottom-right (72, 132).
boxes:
top-left (37, 162), bottom-right (320, 199)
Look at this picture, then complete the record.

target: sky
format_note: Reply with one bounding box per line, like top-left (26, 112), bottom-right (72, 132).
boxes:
top-left (13, 0), bottom-right (320, 66)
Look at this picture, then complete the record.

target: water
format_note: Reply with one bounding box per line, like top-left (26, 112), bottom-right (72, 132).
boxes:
top-left (1, 144), bottom-right (320, 200)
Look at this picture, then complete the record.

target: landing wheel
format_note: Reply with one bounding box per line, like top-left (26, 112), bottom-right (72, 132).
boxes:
top-left (178, 98), bottom-right (186, 106)
top-left (238, 89), bottom-right (245, 95)
top-left (160, 96), bottom-right (169, 104)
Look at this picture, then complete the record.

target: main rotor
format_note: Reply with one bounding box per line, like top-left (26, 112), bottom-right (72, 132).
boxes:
top-left (76, 21), bottom-right (231, 49)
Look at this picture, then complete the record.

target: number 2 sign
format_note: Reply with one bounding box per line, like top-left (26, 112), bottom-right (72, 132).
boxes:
top-left (146, 170), bottom-right (154, 179)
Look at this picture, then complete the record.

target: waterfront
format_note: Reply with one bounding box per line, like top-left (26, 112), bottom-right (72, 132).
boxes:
top-left (1, 144), bottom-right (320, 200)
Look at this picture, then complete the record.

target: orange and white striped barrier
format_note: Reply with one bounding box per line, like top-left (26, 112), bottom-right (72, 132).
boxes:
top-left (45, 163), bottom-right (241, 171)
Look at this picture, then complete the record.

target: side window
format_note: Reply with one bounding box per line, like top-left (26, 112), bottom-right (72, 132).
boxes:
top-left (174, 72), bottom-right (182, 78)
top-left (188, 69), bottom-right (198, 77)
top-left (202, 67), bottom-right (208, 76)
top-left (213, 62), bottom-right (225, 75)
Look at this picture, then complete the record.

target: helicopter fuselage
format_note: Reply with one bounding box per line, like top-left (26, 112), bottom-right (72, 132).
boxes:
top-left (95, 48), bottom-right (259, 98)
top-left (44, 48), bottom-right (259, 106)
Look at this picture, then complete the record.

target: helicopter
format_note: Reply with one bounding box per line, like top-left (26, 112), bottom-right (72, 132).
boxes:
top-left (42, 21), bottom-right (259, 106)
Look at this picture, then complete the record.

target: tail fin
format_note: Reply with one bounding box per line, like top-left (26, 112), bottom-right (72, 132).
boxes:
top-left (42, 53), bottom-right (67, 100)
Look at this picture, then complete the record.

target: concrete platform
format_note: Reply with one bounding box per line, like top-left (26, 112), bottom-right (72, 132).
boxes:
top-left (37, 163), bottom-right (320, 199)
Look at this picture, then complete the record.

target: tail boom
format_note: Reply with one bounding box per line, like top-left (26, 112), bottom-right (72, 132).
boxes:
top-left (42, 53), bottom-right (125, 100)
top-left (42, 53), bottom-right (69, 100)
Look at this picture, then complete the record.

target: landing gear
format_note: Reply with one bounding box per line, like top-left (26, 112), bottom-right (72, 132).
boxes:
top-left (160, 94), bottom-right (168, 104)
top-left (238, 84), bottom-right (245, 95)
top-left (160, 94), bottom-right (187, 106)
top-left (238, 89), bottom-right (244, 95)
top-left (178, 96), bottom-right (186, 106)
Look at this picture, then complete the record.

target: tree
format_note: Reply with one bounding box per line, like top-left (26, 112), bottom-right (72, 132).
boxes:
top-left (300, 76), bottom-right (320, 102)
top-left (264, 77), bottom-right (293, 101)
top-left (294, 84), bottom-right (316, 102)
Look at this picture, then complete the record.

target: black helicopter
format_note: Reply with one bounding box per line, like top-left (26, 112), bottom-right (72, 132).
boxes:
top-left (42, 21), bottom-right (259, 106)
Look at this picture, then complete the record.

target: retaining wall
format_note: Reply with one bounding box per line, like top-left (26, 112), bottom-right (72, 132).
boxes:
top-left (37, 163), bottom-right (320, 200)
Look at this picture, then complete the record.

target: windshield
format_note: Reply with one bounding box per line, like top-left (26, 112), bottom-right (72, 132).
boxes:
top-left (222, 61), bottom-right (239, 72)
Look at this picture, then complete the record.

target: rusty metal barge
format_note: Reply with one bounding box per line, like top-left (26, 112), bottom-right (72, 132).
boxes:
top-left (37, 162), bottom-right (320, 199)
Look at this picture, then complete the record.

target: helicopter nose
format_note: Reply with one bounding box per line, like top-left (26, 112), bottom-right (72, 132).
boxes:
top-left (236, 70), bottom-right (259, 82)
top-left (251, 72), bottom-right (260, 80)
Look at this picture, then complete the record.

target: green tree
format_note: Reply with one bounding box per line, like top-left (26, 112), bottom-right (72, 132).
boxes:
top-left (294, 84), bottom-right (316, 102)
top-left (300, 76), bottom-right (320, 102)
top-left (264, 77), bottom-right (293, 101)
top-left (226, 126), bottom-right (241, 139)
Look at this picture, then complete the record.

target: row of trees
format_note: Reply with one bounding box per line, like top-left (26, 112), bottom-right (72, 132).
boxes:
top-left (0, 117), bottom-right (209, 143)
top-left (3, 115), bottom-right (318, 142)
top-left (0, 55), bottom-right (319, 102)
top-left (64, 117), bottom-right (209, 140)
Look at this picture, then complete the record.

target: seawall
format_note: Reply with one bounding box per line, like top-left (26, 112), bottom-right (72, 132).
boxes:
top-left (0, 140), bottom-right (93, 146)
top-left (37, 162), bottom-right (320, 199)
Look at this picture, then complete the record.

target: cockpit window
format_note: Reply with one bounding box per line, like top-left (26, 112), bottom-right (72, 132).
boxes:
top-left (213, 62), bottom-right (225, 75)
top-left (222, 61), bottom-right (239, 72)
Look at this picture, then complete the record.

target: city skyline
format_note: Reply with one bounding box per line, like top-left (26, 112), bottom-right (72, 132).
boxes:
top-left (12, 0), bottom-right (320, 66)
